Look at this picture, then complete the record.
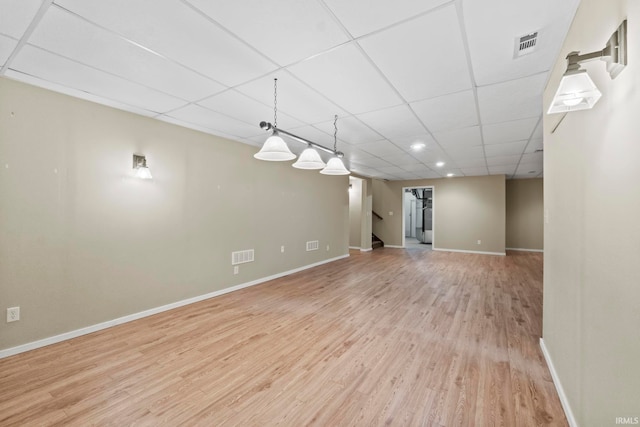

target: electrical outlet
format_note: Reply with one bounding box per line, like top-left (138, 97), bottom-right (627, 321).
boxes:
top-left (326, 245), bottom-right (330, 251)
top-left (477, 240), bottom-right (481, 245)
top-left (281, 245), bottom-right (285, 253)
top-left (7, 307), bottom-right (20, 323)
top-left (233, 266), bottom-right (239, 275)
top-left (388, 211), bottom-right (394, 216)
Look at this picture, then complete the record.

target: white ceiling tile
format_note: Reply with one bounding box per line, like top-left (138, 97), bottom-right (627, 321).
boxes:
top-left (417, 171), bottom-right (445, 179)
top-left (520, 152), bottom-right (543, 164)
top-left (389, 134), bottom-right (439, 153)
top-left (166, 104), bottom-right (263, 139)
top-left (484, 140), bottom-right (528, 157)
top-left (359, 5), bottom-right (472, 102)
top-left (338, 145), bottom-right (376, 162)
top-left (10, 45), bottom-right (187, 113)
top-left (531, 120), bottom-right (543, 139)
top-left (464, 0), bottom-right (580, 86)
top-left (357, 104), bottom-right (426, 140)
top-left (401, 164), bottom-right (432, 173)
top-left (0, 0), bottom-right (42, 38)
top-left (323, 0), bottom-right (449, 38)
top-left (516, 162), bottom-right (543, 175)
top-left (198, 89), bottom-right (304, 130)
top-left (0, 34), bottom-right (17, 66)
top-left (351, 157), bottom-right (394, 169)
top-left (385, 154), bottom-right (423, 167)
top-left (186, 0), bottom-right (349, 66)
top-left (486, 155), bottom-right (522, 166)
top-left (378, 165), bottom-right (409, 175)
top-left (55, 0), bottom-right (277, 86)
top-left (4, 69), bottom-right (158, 118)
top-left (288, 43), bottom-right (402, 114)
top-left (488, 165), bottom-right (517, 175)
top-left (357, 140), bottom-right (405, 157)
top-left (444, 145), bottom-right (485, 160)
top-left (434, 126), bottom-right (482, 149)
top-left (524, 138), bottom-right (544, 154)
top-left (235, 72), bottom-right (347, 124)
top-left (411, 90), bottom-right (478, 133)
top-left (313, 116), bottom-right (382, 145)
top-left (477, 73), bottom-right (547, 124)
top-left (461, 167), bottom-right (489, 176)
top-left (28, 7), bottom-right (226, 101)
top-left (482, 117), bottom-right (539, 145)
top-left (453, 158), bottom-right (488, 168)
top-left (395, 172), bottom-right (423, 180)
top-left (157, 115), bottom-right (238, 141)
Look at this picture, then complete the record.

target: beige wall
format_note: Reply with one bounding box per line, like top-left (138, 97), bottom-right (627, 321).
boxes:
top-left (506, 178), bottom-right (543, 250)
top-left (372, 175), bottom-right (506, 254)
top-left (543, 0), bottom-right (640, 425)
top-left (0, 78), bottom-right (349, 352)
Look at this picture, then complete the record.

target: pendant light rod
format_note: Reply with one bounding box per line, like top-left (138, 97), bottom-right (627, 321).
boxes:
top-left (259, 121), bottom-right (344, 158)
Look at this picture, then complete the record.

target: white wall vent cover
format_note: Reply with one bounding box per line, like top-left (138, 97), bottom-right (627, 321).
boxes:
top-left (514, 31), bottom-right (538, 58)
top-left (231, 249), bottom-right (254, 265)
top-left (306, 240), bottom-right (319, 251)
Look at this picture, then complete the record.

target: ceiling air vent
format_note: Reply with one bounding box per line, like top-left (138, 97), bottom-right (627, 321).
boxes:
top-left (514, 31), bottom-right (538, 58)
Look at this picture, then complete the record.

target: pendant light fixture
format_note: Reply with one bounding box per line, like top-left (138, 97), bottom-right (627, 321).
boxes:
top-left (320, 115), bottom-right (350, 175)
top-left (254, 78), bottom-right (296, 161)
top-left (292, 146), bottom-right (326, 170)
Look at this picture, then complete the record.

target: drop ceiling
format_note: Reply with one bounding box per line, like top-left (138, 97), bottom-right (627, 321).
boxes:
top-left (0, 0), bottom-right (580, 180)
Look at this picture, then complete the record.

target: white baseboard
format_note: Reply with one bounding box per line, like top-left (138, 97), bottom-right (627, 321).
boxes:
top-left (432, 248), bottom-right (506, 256)
top-left (540, 338), bottom-right (578, 427)
top-left (506, 247), bottom-right (544, 253)
top-left (0, 254), bottom-right (350, 360)
top-left (349, 246), bottom-right (361, 250)
top-left (360, 248), bottom-right (372, 252)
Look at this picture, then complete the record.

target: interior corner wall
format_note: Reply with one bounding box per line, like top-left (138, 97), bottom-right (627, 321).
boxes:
top-left (0, 77), bottom-right (349, 352)
top-left (506, 178), bottom-right (543, 251)
top-left (542, 0), bottom-right (640, 425)
top-left (372, 175), bottom-right (506, 254)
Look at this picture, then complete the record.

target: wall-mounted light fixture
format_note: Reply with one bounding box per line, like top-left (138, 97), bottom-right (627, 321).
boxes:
top-left (255, 79), bottom-right (349, 175)
top-left (133, 154), bottom-right (152, 180)
top-left (548, 20), bottom-right (627, 114)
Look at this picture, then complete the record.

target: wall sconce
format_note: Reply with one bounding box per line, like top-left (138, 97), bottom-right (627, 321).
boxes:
top-left (133, 154), bottom-right (152, 180)
top-left (548, 20), bottom-right (627, 114)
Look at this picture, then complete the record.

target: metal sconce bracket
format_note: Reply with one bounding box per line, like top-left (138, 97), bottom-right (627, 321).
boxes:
top-left (566, 19), bottom-right (627, 78)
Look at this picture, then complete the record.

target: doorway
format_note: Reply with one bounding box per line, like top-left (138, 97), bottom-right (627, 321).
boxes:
top-left (402, 186), bottom-right (434, 249)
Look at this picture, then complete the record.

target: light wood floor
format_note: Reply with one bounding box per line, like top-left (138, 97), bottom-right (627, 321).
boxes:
top-left (0, 248), bottom-right (566, 426)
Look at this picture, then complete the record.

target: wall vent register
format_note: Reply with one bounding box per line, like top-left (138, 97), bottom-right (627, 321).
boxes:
top-left (231, 249), bottom-right (254, 265)
top-left (306, 241), bottom-right (319, 251)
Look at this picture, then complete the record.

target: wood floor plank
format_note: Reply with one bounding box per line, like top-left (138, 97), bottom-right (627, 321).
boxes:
top-left (0, 249), bottom-right (567, 426)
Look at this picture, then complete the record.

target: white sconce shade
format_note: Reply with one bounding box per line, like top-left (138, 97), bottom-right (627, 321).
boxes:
top-left (292, 147), bottom-right (326, 170)
top-left (135, 166), bottom-right (152, 180)
top-left (254, 132), bottom-right (296, 161)
top-left (133, 154), bottom-right (152, 179)
top-left (548, 70), bottom-right (602, 114)
top-left (320, 157), bottom-right (350, 175)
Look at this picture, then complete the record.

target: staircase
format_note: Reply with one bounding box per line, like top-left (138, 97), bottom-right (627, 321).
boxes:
top-left (372, 234), bottom-right (384, 250)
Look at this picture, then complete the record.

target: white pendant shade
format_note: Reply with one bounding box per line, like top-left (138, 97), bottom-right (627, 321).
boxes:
top-left (292, 147), bottom-right (326, 170)
top-left (254, 132), bottom-right (296, 161)
top-left (135, 166), bottom-right (152, 180)
top-left (548, 70), bottom-right (602, 114)
top-left (320, 157), bottom-right (350, 175)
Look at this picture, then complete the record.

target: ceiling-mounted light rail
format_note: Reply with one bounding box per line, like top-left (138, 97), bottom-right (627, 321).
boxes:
top-left (259, 121), bottom-right (344, 158)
